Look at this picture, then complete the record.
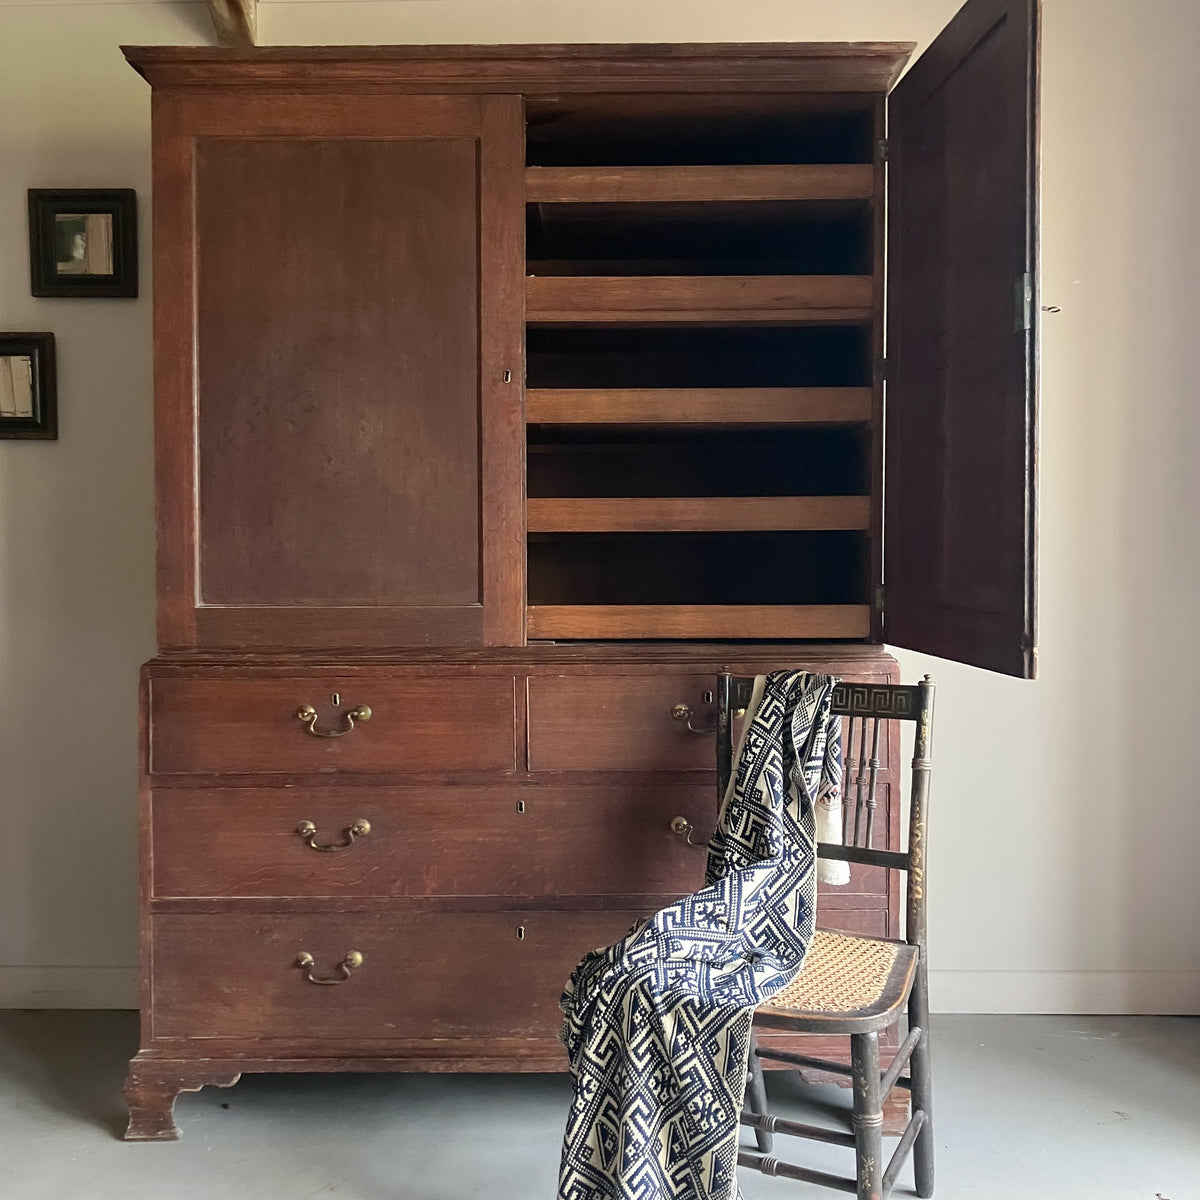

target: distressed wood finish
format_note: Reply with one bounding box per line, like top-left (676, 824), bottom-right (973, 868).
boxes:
top-left (527, 605), bottom-right (872, 641)
top-left (128, 648), bottom-right (900, 1139)
top-left (151, 783), bottom-right (714, 899)
top-left (149, 675), bottom-right (518, 775)
top-left (526, 496), bottom-right (871, 534)
top-left (525, 164), bottom-right (875, 203)
top-left (885, 0), bottom-right (1040, 679)
top-left (150, 909), bottom-right (649, 1041)
top-left (153, 91), bottom-right (524, 650)
top-left (526, 387), bottom-right (873, 426)
top-left (125, 20), bottom-right (1039, 1145)
top-left (526, 274), bottom-right (874, 323)
top-left (123, 43), bottom-right (915, 93)
top-left (528, 673), bottom-right (725, 772)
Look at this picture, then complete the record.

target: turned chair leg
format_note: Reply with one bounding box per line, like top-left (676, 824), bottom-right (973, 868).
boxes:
top-left (850, 1032), bottom-right (883, 1200)
top-left (744, 1029), bottom-right (772, 1152)
top-left (908, 963), bottom-right (935, 1198)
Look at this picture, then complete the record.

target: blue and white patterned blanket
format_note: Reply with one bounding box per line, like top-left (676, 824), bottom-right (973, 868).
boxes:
top-left (558, 671), bottom-right (842, 1200)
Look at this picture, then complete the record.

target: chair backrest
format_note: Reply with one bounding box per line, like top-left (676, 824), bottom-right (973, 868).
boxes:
top-left (716, 674), bottom-right (936, 949)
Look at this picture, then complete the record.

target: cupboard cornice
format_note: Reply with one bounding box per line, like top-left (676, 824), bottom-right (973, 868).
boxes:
top-left (122, 42), bottom-right (915, 93)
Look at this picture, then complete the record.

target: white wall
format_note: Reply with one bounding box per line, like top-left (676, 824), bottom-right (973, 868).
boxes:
top-left (0, 0), bottom-right (1196, 1014)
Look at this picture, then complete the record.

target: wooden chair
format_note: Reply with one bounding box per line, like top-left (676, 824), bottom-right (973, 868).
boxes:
top-left (727, 674), bottom-right (936, 1200)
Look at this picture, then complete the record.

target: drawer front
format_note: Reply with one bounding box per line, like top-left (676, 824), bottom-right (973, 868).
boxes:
top-left (152, 785), bottom-right (715, 899)
top-left (150, 676), bottom-right (517, 775)
top-left (150, 909), bottom-right (646, 1041)
top-left (528, 673), bottom-right (722, 772)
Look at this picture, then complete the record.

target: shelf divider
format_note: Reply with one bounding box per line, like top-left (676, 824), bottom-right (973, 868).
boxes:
top-left (526, 496), bottom-right (870, 533)
top-left (525, 164), bottom-right (875, 204)
top-left (526, 387), bottom-right (872, 426)
top-left (527, 604), bottom-right (871, 640)
top-left (525, 275), bottom-right (873, 323)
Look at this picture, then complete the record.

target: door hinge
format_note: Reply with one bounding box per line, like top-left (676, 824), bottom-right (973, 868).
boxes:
top-left (874, 585), bottom-right (885, 612)
top-left (1015, 272), bottom-right (1034, 332)
top-left (874, 356), bottom-right (888, 381)
top-left (877, 138), bottom-right (889, 162)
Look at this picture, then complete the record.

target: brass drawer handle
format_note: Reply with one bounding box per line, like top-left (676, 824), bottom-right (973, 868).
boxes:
top-left (669, 816), bottom-right (709, 851)
top-left (294, 950), bottom-right (364, 985)
top-left (296, 819), bottom-right (371, 852)
top-left (671, 703), bottom-right (718, 735)
top-left (296, 703), bottom-right (371, 738)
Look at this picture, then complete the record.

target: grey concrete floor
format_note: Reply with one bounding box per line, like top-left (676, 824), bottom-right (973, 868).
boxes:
top-left (0, 1012), bottom-right (1196, 1199)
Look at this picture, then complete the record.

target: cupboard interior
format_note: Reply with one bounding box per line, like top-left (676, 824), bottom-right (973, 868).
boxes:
top-left (524, 93), bottom-right (876, 167)
top-left (527, 532), bottom-right (869, 607)
top-left (523, 90), bottom-right (879, 641)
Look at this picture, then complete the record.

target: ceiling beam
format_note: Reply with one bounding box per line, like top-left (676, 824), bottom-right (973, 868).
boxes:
top-left (207, 0), bottom-right (257, 47)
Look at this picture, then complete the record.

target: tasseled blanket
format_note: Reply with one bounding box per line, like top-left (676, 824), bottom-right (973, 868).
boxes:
top-left (558, 671), bottom-right (843, 1200)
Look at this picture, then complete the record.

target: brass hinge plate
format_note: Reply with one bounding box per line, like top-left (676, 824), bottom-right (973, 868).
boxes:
top-left (1015, 272), bottom-right (1034, 332)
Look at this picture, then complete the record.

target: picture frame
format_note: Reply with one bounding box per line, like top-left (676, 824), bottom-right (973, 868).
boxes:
top-left (0, 333), bottom-right (58, 440)
top-left (28, 189), bottom-right (138, 298)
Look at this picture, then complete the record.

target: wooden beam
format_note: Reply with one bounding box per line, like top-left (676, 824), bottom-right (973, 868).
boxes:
top-left (207, 0), bottom-right (257, 47)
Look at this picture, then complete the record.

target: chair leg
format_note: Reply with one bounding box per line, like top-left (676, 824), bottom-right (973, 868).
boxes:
top-left (850, 1032), bottom-right (883, 1200)
top-left (908, 960), bottom-right (935, 1198)
top-left (744, 1028), bottom-right (772, 1151)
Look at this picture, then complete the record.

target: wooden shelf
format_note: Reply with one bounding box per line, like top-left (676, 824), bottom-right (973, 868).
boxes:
top-left (525, 275), bottom-right (874, 323)
top-left (525, 164), bottom-right (875, 204)
top-left (526, 496), bottom-right (870, 533)
top-left (526, 387), bottom-right (872, 426)
top-left (527, 604), bottom-right (871, 640)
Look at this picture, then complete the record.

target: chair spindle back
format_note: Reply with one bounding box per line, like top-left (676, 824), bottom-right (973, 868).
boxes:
top-left (718, 674), bottom-right (936, 949)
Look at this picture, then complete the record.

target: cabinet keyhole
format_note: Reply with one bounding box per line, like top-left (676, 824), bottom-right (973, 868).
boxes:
top-left (702, 690), bottom-right (714, 704)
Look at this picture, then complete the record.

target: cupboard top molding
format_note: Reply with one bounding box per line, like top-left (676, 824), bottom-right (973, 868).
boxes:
top-left (121, 42), bottom-right (915, 93)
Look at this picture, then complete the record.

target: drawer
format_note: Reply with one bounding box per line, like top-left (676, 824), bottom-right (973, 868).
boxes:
top-left (528, 673), bottom-right (722, 771)
top-left (150, 909), bottom-right (646, 1041)
top-left (151, 785), bottom-right (715, 899)
top-left (149, 675), bottom-right (517, 775)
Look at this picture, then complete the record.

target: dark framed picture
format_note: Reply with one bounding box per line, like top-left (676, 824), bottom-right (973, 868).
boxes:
top-left (0, 333), bottom-right (58, 440)
top-left (28, 189), bottom-right (138, 298)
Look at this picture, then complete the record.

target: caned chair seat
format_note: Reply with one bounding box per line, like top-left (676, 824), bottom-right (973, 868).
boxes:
top-left (755, 929), bottom-right (919, 1035)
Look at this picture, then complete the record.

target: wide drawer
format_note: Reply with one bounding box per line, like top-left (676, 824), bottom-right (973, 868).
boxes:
top-left (528, 673), bottom-right (723, 772)
top-left (149, 675), bottom-right (517, 775)
top-left (151, 785), bottom-right (715, 899)
top-left (150, 909), bottom-right (645, 1041)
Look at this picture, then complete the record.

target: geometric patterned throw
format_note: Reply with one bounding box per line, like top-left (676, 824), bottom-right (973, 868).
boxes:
top-left (558, 672), bottom-right (842, 1200)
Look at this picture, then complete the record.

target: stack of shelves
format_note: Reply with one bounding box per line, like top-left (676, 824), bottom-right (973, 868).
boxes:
top-left (524, 95), bottom-right (881, 641)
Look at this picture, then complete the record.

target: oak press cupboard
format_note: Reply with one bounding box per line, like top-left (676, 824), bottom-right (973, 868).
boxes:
top-left (121, 0), bottom-right (1039, 1140)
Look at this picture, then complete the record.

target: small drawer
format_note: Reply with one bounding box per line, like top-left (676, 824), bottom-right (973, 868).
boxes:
top-left (150, 909), bottom-right (646, 1042)
top-left (528, 673), bottom-right (722, 772)
top-left (152, 785), bottom-right (715, 900)
top-left (149, 675), bottom-right (517, 775)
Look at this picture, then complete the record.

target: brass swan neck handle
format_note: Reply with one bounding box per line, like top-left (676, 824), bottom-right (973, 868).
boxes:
top-left (296, 703), bottom-right (371, 738)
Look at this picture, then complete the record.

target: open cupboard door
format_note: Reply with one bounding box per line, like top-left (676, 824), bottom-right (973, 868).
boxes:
top-left (885, 0), bottom-right (1040, 678)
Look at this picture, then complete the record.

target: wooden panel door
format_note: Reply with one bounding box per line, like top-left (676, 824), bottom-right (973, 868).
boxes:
top-left (885, 0), bottom-right (1039, 677)
top-left (151, 92), bottom-right (524, 649)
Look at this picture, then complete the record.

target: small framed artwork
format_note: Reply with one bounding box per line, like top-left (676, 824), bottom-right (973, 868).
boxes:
top-left (28, 189), bottom-right (138, 298)
top-left (0, 333), bottom-right (57, 440)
